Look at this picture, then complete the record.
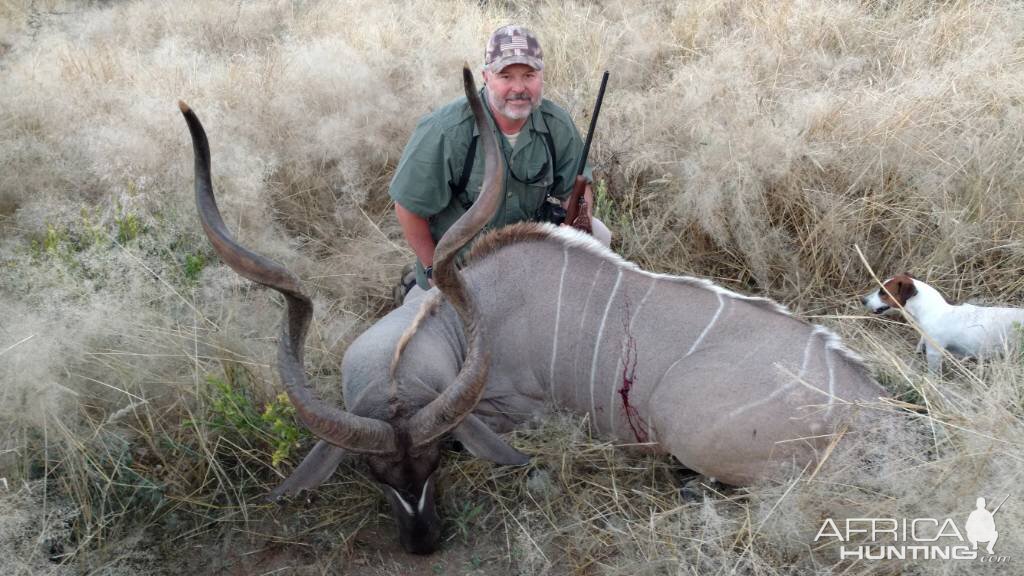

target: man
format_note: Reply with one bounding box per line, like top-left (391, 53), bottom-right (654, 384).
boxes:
top-left (965, 497), bottom-right (999, 555)
top-left (389, 25), bottom-right (611, 302)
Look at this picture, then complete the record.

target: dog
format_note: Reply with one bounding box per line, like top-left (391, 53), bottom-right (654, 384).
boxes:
top-left (861, 273), bottom-right (1024, 371)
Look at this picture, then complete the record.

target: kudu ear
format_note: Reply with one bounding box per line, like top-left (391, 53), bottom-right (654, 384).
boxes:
top-left (266, 440), bottom-right (348, 502)
top-left (452, 415), bottom-right (530, 466)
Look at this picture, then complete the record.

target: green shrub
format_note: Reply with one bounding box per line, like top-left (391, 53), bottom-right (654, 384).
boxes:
top-left (200, 370), bottom-right (309, 469)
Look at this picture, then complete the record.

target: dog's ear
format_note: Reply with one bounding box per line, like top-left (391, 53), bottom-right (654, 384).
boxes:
top-left (903, 271), bottom-right (916, 280)
top-left (897, 278), bottom-right (918, 304)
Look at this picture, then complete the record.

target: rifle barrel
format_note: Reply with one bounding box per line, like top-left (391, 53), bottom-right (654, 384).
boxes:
top-left (992, 494), bottom-right (1010, 515)
top-left (577, 71), bottom-right (610, 177)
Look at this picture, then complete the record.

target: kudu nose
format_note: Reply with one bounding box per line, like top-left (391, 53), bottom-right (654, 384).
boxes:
top-left (401, 528), bottom-right (441, 555)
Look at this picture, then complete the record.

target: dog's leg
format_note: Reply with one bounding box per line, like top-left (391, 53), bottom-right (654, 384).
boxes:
top-left (925, 346), bottom-right (943, 373)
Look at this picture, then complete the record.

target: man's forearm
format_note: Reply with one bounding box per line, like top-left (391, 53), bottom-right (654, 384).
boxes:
top-left (395, 202), bottom-right (436, 266)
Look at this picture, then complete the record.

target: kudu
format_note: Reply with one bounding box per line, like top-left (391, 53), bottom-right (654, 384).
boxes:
top-left (180, 67), bottom-right (885, 555)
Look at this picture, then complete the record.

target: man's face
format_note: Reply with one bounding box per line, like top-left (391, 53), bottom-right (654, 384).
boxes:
top-left (483, 64), bottom-right (543, 122)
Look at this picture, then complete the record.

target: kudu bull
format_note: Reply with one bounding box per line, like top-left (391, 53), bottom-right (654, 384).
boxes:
top-left (180, 67), bottom-right (885, 554)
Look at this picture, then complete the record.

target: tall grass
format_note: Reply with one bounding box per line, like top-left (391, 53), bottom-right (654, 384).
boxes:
top-left (1, 0), bottom-right (1022, 574)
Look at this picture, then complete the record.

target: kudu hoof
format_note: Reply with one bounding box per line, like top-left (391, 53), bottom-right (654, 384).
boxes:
top-left (679, 474), bottom-right (724, 502)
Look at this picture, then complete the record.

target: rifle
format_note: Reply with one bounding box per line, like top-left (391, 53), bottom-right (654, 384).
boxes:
top-left (564, 70), bottom-right (609, 234)
top-left (991, 494), bottom-right (1009, 515)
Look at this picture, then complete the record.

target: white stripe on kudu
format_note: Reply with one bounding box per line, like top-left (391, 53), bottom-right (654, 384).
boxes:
top-left (724, 329), bottom-right (821, 419)
top-left (651, 291), bottom-right (727, 409)
top-left (574, 261), bottom-right (605, 407)
top-left (687, 292), bottom-right (726, 357)
top-left (550, 244), bottom-right (569, 402)
top-left (590, 269), bottom-right (622, 417)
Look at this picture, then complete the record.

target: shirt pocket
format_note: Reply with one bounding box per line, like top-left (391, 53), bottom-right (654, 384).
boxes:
top-left (512, 141), bottom-right (554, 218)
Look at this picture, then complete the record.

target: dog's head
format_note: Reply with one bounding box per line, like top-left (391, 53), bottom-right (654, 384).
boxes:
top-left (861, 273), bottom-right (918, 314)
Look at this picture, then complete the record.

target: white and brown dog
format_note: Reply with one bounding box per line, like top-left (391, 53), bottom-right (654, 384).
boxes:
top-left (862, 274), bottom-right (1024, 371)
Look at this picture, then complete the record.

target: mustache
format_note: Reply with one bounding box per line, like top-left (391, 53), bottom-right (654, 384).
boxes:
top-left (506, 93), bottom-right (532, 101)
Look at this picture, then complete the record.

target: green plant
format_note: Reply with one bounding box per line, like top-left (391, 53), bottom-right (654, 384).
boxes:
top-left (593, 178), bottom-right (612, 222)
top-left (43, 223), bottom-right (65, 254)
top-left (115, 211), bottom-right (141, 243)
top-left (198, 370), bottom-right (309, 468)
top-left (184, 252), bottom-right (206, 283)
top-left (261, 393), bottom-right (306, 467)
top-left (205, 373), bottom-right (264, 435)
top-left (30, 222), bottom-right (69, 259)
top-left (449, 500), bottom-right (484, 543)
top-left (29, 211), bottom-right (108, 261)
top-left (592, 177), bottom-right (642, 241)
top-left (30, 222), bottom-right (77, 264)
top-left (79, 207), bottom-right (106, 248)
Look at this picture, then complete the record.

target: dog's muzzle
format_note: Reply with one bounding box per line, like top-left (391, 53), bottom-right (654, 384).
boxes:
top-left (861, 293), bottom-right (890, 314)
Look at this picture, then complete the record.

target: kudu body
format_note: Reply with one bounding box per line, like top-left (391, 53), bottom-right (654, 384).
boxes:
top-left (351, 229), bottom-right (884, 479)
top-left (181, 69), bottom-right (884, 555)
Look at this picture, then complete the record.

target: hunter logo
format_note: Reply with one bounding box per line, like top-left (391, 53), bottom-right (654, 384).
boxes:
top-left (965, 497), bottom-right (999, 554)
top-left (814, 495), bottom-right (1010, 563)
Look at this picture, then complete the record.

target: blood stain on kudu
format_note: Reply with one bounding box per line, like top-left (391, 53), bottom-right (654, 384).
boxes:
top-left (617, 298), bottom-right (648, 444)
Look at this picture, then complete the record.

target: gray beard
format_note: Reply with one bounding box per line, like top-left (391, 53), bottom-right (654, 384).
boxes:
top-left (486, 86), bottom-right (541, 121)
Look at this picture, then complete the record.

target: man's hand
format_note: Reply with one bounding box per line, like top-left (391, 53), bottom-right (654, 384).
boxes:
top-left (559, 182), bottom-right (594, 224)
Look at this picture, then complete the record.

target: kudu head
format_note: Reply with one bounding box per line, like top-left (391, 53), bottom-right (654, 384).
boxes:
top-left (179, 65), bottom-right (504, 554)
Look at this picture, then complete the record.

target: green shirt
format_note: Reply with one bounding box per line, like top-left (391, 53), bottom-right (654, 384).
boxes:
top-left (389, 89), bottom-right (591, 287)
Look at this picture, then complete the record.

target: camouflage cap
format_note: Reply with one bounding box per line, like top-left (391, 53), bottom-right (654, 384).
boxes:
top-left (484, 25), bottom-right (544, 72)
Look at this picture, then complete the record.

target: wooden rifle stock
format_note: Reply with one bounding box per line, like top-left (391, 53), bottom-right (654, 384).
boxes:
top-left (564, 175), bottom-right (591, 233)
top-left (566, 71), bottom-right (609, 235)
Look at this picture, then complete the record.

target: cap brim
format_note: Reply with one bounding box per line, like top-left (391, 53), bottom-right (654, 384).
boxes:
top-left (487, 56), bottom-right (544, 73)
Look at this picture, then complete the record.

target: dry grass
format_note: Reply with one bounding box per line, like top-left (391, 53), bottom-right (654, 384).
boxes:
top-left (2, 0), bottom-right (1023, 574)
